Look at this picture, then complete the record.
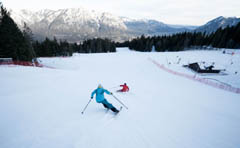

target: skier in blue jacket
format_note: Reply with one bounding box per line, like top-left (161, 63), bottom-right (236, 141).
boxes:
top-left (91, 84), bottom-right (119, 113)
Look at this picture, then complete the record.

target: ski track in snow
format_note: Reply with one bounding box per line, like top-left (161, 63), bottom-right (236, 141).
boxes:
top-left (0, 48), bottom-right (240, 148)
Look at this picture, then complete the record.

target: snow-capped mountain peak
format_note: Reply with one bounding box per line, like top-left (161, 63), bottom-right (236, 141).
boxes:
top-left (195, 16), bottom-right (240, 33)
top-left (10, 8), bottom-right (130, 42)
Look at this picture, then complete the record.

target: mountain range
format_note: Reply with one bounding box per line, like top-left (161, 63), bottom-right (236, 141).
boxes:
top-left (9, 8), bottom-right (240, 42)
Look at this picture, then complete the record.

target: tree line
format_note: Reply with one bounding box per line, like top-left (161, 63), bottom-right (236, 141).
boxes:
top-left (32, 37), bottom-right (116, 57)
top-left (117, 22), bottom-right (240, 52)
top-left (0, 3), bottom-right (116, 61)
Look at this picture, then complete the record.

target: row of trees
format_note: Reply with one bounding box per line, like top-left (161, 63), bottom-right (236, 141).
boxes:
top-left (79, 38), bottom-right (116, 53)
top-left (32, 37), bottom-right (116, 57)
top-left (118, 22), bottom-right (240, 52)
top-left (0, 3), bottom-right (116, 61)
top-left (33, 38), bottom-right (74, 57)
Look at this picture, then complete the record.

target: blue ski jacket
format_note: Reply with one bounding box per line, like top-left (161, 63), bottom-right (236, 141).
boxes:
top-left (91, 87), bottom-right (111, 103)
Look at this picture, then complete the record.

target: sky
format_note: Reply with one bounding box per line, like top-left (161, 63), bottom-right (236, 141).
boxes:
top-left (1, 0), bottom-right (240, 26)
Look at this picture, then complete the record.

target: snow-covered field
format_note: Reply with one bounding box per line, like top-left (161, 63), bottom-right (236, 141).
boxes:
top-left (0, 48), bottom-right (240, 148)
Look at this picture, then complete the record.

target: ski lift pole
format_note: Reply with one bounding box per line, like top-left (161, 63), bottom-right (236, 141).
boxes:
top-left (81, 99), bottom-right (92, 114)
top-left (112, 94), bottom-right (128, 109)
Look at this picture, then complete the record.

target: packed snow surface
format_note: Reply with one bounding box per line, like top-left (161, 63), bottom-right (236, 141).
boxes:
top-left (1, 48), bottom-right (240, 148)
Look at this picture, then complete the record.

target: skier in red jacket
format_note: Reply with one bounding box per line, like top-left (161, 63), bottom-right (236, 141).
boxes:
top-left (117, 83), bottom-right (129, 92)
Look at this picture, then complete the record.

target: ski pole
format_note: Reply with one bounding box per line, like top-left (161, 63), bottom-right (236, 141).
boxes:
top-left (112, 94), bottom-right (128, 109)
top-left (81, 99), bottom-right (92, 114)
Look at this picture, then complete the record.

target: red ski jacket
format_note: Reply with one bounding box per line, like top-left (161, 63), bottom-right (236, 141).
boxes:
top-left (120, 84), bottom-right (129, 92)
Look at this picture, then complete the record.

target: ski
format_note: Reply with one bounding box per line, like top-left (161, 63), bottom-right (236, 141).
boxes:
top-left (115, 106), bottom-right (123, 115)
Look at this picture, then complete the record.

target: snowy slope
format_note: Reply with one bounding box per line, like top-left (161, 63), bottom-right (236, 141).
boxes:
top-left (149, 49), bottom-right (240, 88)
top-left (0, 48), bottom-right (240, 148)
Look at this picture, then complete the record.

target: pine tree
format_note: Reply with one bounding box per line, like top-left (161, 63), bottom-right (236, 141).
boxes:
top-left (22, 22), bottom-right (36, 60)
top-left (0, 4), bottom-right (19, 59)
top-left (0, 4), bottom-right (34, 61)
